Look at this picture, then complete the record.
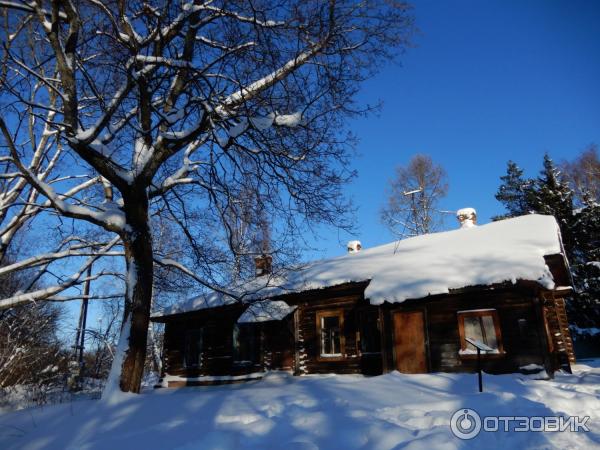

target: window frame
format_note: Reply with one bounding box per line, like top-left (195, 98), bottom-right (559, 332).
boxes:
top-left (457, 309), bottom-right (505, 359)
top-left (316, 309), bottom-right (345, 361)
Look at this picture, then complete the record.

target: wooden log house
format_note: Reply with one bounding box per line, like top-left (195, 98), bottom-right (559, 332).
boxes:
top-left (151, 213), bottom-right (576, 387)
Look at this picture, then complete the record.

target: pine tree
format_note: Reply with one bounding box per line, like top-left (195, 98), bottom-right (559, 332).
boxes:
top-left (527, 154), bottom-right (577, 258)
top-left (493, 161), bottom-right (533, 220)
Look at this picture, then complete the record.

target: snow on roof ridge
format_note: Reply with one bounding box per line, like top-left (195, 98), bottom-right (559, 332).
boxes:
top-left (153, 214), bottom-right (564, 317)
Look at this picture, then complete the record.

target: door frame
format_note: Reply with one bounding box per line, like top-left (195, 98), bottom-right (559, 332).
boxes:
top-left (391, 307), bottom-right (430, 373)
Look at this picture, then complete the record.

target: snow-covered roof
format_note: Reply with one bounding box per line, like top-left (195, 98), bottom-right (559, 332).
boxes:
top-left (237, 300), bottom-right (297, 324)
top-left (153, 214), bottom-right (565, 318)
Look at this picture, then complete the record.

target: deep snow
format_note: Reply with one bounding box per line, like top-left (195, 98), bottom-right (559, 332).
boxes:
top-left (1, 361), bottom-right (598, 450)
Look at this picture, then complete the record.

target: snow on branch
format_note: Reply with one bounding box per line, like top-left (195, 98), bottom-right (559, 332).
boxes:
top-left (1, 118), bottom-right (127, 233)
top-left (0, 1), bottom-right (67, 20)
top-left (0, 236), bottom-right (121, 310)
top-left (72, 78), bottom-right (135, 145)
top-left (46, 293), bottom-right (123, 302)
top-left (220, 44), bottom-right (326, 113)
top-left (134, 55), bottom-right (192, 69)
top-left (0, 245), bottom-right (123, 277)
top-left (200, 5), bottom-right (286, 28)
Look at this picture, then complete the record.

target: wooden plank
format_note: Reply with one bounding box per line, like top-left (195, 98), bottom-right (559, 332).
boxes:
top-left (392, 311), bottom-right (427, 373)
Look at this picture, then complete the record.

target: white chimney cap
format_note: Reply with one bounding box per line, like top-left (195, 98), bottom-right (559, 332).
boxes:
top-left (347, 240), bottom-right (362, 253)
top-left (456, 208), bottom-right (477, 228)
top-left (456, 207), bottom-right (476, 217)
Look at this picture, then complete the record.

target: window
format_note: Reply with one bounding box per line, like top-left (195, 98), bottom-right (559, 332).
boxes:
top-left (184, 328), bottom-right (203, 368)
top-left (457, 309), bottom-right (504, 357)
top-left (359, 309), bottom-right (381, 354)
top-left (316, 310), bottom-right (345, 358)
top-left (233, 324), bottom-right (260, 364)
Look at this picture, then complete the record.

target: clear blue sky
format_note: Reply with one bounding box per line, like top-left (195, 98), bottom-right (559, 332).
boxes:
top-left (310, 0), bottom-right (600, 259)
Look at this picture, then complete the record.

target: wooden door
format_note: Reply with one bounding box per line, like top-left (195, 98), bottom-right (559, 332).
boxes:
top-left (393, 311), bottom-right (427, 373)
top-left (266, 318), bottom-right (295, 370)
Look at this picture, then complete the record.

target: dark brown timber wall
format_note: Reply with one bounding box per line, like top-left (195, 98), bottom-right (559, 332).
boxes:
top-left (161, 304), bottom-right (295, 383)
top-left (157, 281), bottom-right (570, 384)
top-left (380, 287), bottom-right (549, 375)
top-left (282, 282), bottom-right (382, 376)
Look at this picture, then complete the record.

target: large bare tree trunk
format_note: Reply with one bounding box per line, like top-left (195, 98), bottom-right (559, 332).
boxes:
top-left (121, 190), bottom-right (153, 393)
top-left (106, 190), bottom-right (153, 395)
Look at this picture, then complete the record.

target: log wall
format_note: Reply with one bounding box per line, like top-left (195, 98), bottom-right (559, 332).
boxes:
top-left (382, 288), bottom-right (548, 374)
top-left (157, 281), bottom-right (568, 385)
top-left (161, 304), bottom-right (294, 385)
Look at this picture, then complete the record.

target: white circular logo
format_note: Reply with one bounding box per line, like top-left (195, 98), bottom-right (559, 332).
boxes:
top-left (450, 408), bottom-right (482, 440)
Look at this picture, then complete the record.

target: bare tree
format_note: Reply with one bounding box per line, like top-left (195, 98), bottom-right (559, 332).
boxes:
top-left (225, 183), bottom-right (272, 283)
top-left (561, 144), bottom-right (600, 204)
top-left (0, 6), bottom-right (119, 287)
top-left (381, 154), bottom-right (448, 238)
top-left (0, 0), bottom-right (413, 394)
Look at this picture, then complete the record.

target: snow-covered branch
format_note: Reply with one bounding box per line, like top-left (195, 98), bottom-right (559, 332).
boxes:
top-left (1, 118), bottom-right (126, 233)
top-left (0, 246), bottom-right (122, 277)
top-left (0, 1), bottom-right (67, 19)
top-left (220, 44), bottom-right (327, 113)
top-left (0, 236), bottom-right (121, 310)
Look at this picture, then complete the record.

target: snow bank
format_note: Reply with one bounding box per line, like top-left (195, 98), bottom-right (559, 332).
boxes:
top-left (1, 362), bottom-right (598, 450)
top-left (156, 214), bottom-right (563, 317)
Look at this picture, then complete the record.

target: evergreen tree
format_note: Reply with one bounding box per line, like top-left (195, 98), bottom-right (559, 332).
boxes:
top-left (493, 161), bottom-right (533, 220)
top-left (527, 154), bottom-right (577, 259)
top-left (494, 153), bottom-right (600, 331)
top-left (570, 198), bottom-right (600, 328)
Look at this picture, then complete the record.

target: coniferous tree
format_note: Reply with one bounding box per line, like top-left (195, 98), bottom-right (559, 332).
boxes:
top-left (494, 153), bottom-right (600, 332)
top-left (493, 161), bottom-right (533, 220)
top-left (527, 154), bottom-right (577, 259)
top-left (570, 198), bottom-right (600, 328)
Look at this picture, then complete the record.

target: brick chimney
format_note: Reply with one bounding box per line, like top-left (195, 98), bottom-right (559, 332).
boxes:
top-left (347, 240), bottom-right (362, 253)
top-left (456, 208), bottom-right (477, 229)
top-left (254, 254), bottom-right (273, 277)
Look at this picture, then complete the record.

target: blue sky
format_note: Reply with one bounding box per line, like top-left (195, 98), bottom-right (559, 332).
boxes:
top-left (310, 0), bottom-right (600, 259)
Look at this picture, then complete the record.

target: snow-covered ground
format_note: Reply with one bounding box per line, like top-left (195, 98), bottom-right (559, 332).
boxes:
top-left (0, 381), bottom-right (101, 412)
top-left (1, 362), bottom-right (599, 450)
